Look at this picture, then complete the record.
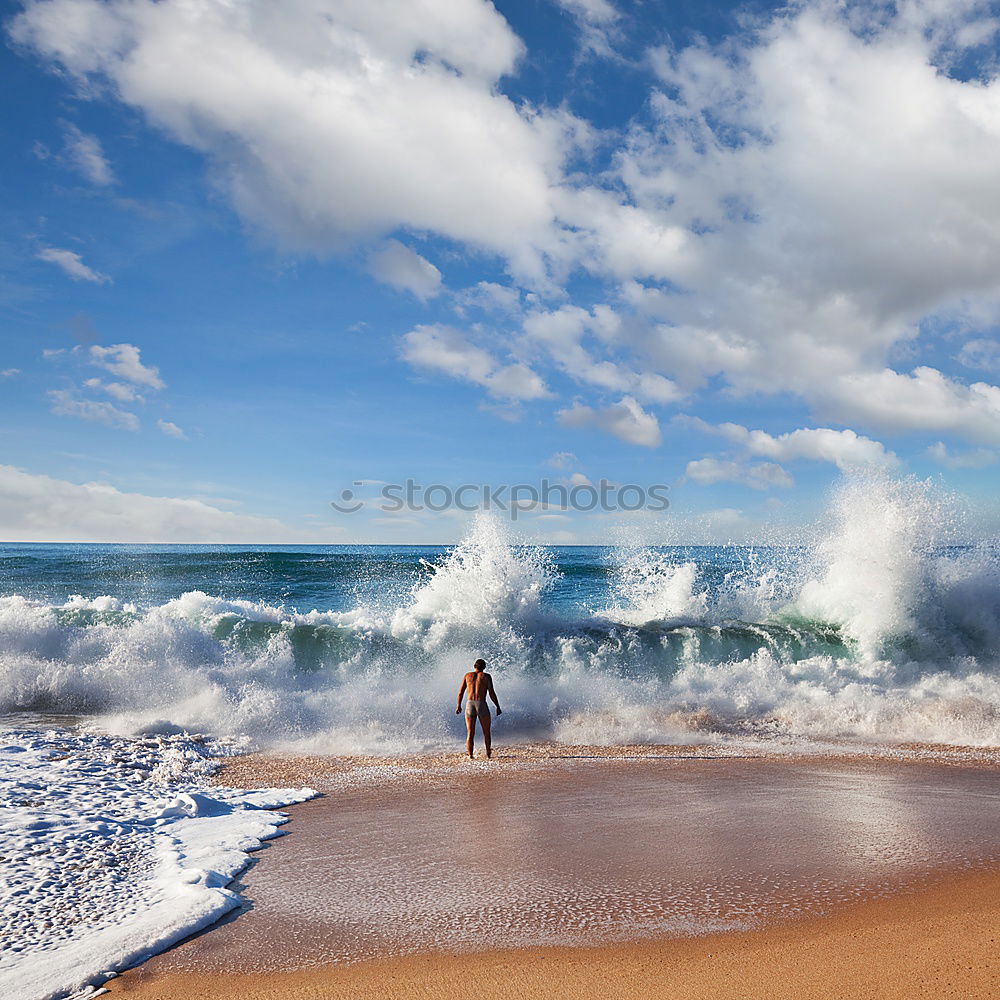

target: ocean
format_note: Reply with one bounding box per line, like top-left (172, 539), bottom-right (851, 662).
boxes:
top-left (1, 476), bottom-right (998, 753)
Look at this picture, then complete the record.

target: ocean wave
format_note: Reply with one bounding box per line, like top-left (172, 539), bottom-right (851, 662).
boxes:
top-left (0, 477), bottom-right (997, 751)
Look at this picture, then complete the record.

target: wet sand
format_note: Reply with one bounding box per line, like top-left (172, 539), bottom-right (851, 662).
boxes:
top-left (110, 867), bottom-right (1000, 999)
top-left (108, 752), bottom-right (1000, 997)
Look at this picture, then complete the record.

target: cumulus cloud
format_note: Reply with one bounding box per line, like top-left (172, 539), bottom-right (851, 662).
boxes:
top-left (691, 420), bottom-right (899, 469)
top-left (368, 240), bottom-right (442, 300)
top-left (453, 281), bottom-right (521, 315)
top-left (88, 343), bottom-right (164, 389)
top-left (401, 324), bottom-right (549, 401)
top-left (557, 395), bottom-right (661, 447)
top-left (62, 122), bottom-right (114, 185)
top-left (84, 377), bottom-right (141, 403)
top-left (0, 464), bottom-right (313, 542)
top-left (11, 0), bottom-right (575, 278)
top-left (684, 457), bottom-right (793, 490)
top-left (48, 389), bottom-right (139, 430)
top-left (157, 418), bottom-right (187, 439)
top-left (605, 1), bottom-right (1000, 437)
top-left (45, 345), bottom-right (170, 431)
top-left (957, 338), bottom-right (1000, 374)
top-left (524, 304), bottom-right (683, 405)
top-left (14, 0), bottom-right (1000, 449)
top-left (817, 367), bottom-right (1000, 444)
top-left (36, 247), bottom-right (110, 284)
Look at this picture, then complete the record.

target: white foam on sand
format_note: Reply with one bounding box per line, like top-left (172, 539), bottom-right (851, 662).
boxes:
top-left (0, 727), bottom-right (316, 1000)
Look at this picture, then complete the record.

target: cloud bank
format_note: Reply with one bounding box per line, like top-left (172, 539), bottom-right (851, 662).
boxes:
top-left (0, 465), bottom-right (313, 542)
top-left (13, 0), bottom-right (1000, 452)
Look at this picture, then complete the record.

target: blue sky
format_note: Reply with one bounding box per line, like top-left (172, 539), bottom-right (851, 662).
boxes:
top-left (1, 0), bottom-right (999, 543)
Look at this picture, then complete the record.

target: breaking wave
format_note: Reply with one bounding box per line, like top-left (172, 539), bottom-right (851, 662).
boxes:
top-left (1, 475), bottom-right (998, 752)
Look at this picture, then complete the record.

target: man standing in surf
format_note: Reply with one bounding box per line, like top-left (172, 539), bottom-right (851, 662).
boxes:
top-left (456, 658), bottom-right (502, 759)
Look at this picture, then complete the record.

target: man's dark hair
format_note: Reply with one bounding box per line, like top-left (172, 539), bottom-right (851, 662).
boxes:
top-left (473, 658), bottom-right (487, 670)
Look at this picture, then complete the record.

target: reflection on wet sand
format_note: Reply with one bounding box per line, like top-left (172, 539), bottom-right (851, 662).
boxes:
top-left (127, 756), bottom-right (1000, 974)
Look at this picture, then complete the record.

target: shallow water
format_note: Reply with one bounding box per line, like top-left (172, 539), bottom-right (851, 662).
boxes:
top-left (127, 758), bottom-right (1000, 970)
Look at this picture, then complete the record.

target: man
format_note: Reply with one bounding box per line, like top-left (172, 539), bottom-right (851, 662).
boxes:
top-left (456, 658), bottom-right (502, 759)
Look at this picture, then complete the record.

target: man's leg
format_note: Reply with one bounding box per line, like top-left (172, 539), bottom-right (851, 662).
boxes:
top-left (481, 711), bottom-right (492, 759)
top-left (465, 712), bottom-right (475, 758)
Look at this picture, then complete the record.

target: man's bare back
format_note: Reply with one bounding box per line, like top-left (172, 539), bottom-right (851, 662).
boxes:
top-left (456, 658), bottom-right (501, 759)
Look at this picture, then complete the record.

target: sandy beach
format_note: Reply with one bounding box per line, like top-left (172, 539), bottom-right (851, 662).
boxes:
top-left (108, 749), bottom-right (1000, 1000)
top-left (110, 867), bottom-right (1000, 999)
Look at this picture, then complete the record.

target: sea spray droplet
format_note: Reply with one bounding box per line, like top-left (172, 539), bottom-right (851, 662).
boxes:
top-left (791, 472), bottom-right (958, 655)
top-left (390, 513), bottom-right (559, 648)
top-left (601, 551), bottom-right (708, 625)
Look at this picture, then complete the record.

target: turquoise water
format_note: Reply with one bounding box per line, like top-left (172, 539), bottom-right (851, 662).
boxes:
top-left (0, 487), bottom-right (998, 751)
top-left (0, 541), bottom-right (795, 614)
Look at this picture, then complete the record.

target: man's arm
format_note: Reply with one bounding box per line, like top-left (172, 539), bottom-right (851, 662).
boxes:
top-left (487, 674), bottom-right (501, 715)
top-left (456, 675), bottom-right (467, 714)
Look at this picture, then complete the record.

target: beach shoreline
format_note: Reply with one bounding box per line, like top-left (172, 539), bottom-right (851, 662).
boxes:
top-left (110, 863), bottom-right (1000, 999)
top-left (103, 746), bottom-right (1000, 999)
top-left (206, 739), bottom-right (1000, 791)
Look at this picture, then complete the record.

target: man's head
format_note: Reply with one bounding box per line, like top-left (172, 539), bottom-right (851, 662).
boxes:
top-left (473, 658), bottom-right (486, 671)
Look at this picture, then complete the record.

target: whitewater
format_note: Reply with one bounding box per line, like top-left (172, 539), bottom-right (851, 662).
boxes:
top-left (0, 727), bottom-right (315, 1000)
top-left (1, 475), bottom-right (998, 752)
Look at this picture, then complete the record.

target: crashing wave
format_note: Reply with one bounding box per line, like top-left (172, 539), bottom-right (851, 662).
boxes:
top-left (0, 479), bottom-right (998, 751)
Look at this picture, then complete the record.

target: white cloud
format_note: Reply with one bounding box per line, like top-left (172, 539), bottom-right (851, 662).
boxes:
top-left (1, 369), bottom-right (20, 377)
top-left (557, 395), bottom-right (661, 447)
top-left (453, 281), bottom-right (521, 315)
top-left (603, 3), bottom-right (1000, 436)
top-left (817, 367), bottom-right (1000, 444)
top-left (89, 343), bottom-right (164, 389)
top-left (0, 464), bottom-right (313, 542)
top-left (368, 240), bottom-right (442, 300)
top-left (36, 247), bottom-right (110, 284)
top-left (926, 441), bottom-right (997, 469)
top-left (957, 338), bottom-right (1000, 374)
top-left (11, 0), bottom-right (575, 279)
top-left (692, 420), bottom-right (899, 469)
top-left (524, 304), bottom-right (683, 404)
top-left (62, 122), bottom-right (114, 185)
top-left (634, 372), bottom-right (683, 405)
top-left (401, 324), bottom-right (549, 401)
top-left (15, 0), bottom-right (1000, 449)
top-left (684, 457), bottom-right (793, 490)
top-left (552, 0), bottom-right (620, 58)
top-left (544, 2), bottom-right (1000, 444)
top-left (486, 363), bottom-right (550, 401)
top-left (84, 377), bottom-right (142, 402)
top-left (157, 419), bottom-right (187, 439)
top-left (48, 389), bottom-right (139, 430)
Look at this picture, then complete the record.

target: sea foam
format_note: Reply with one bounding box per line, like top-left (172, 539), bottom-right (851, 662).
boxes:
top-left (0, 727), bottom-right (315, 1000)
